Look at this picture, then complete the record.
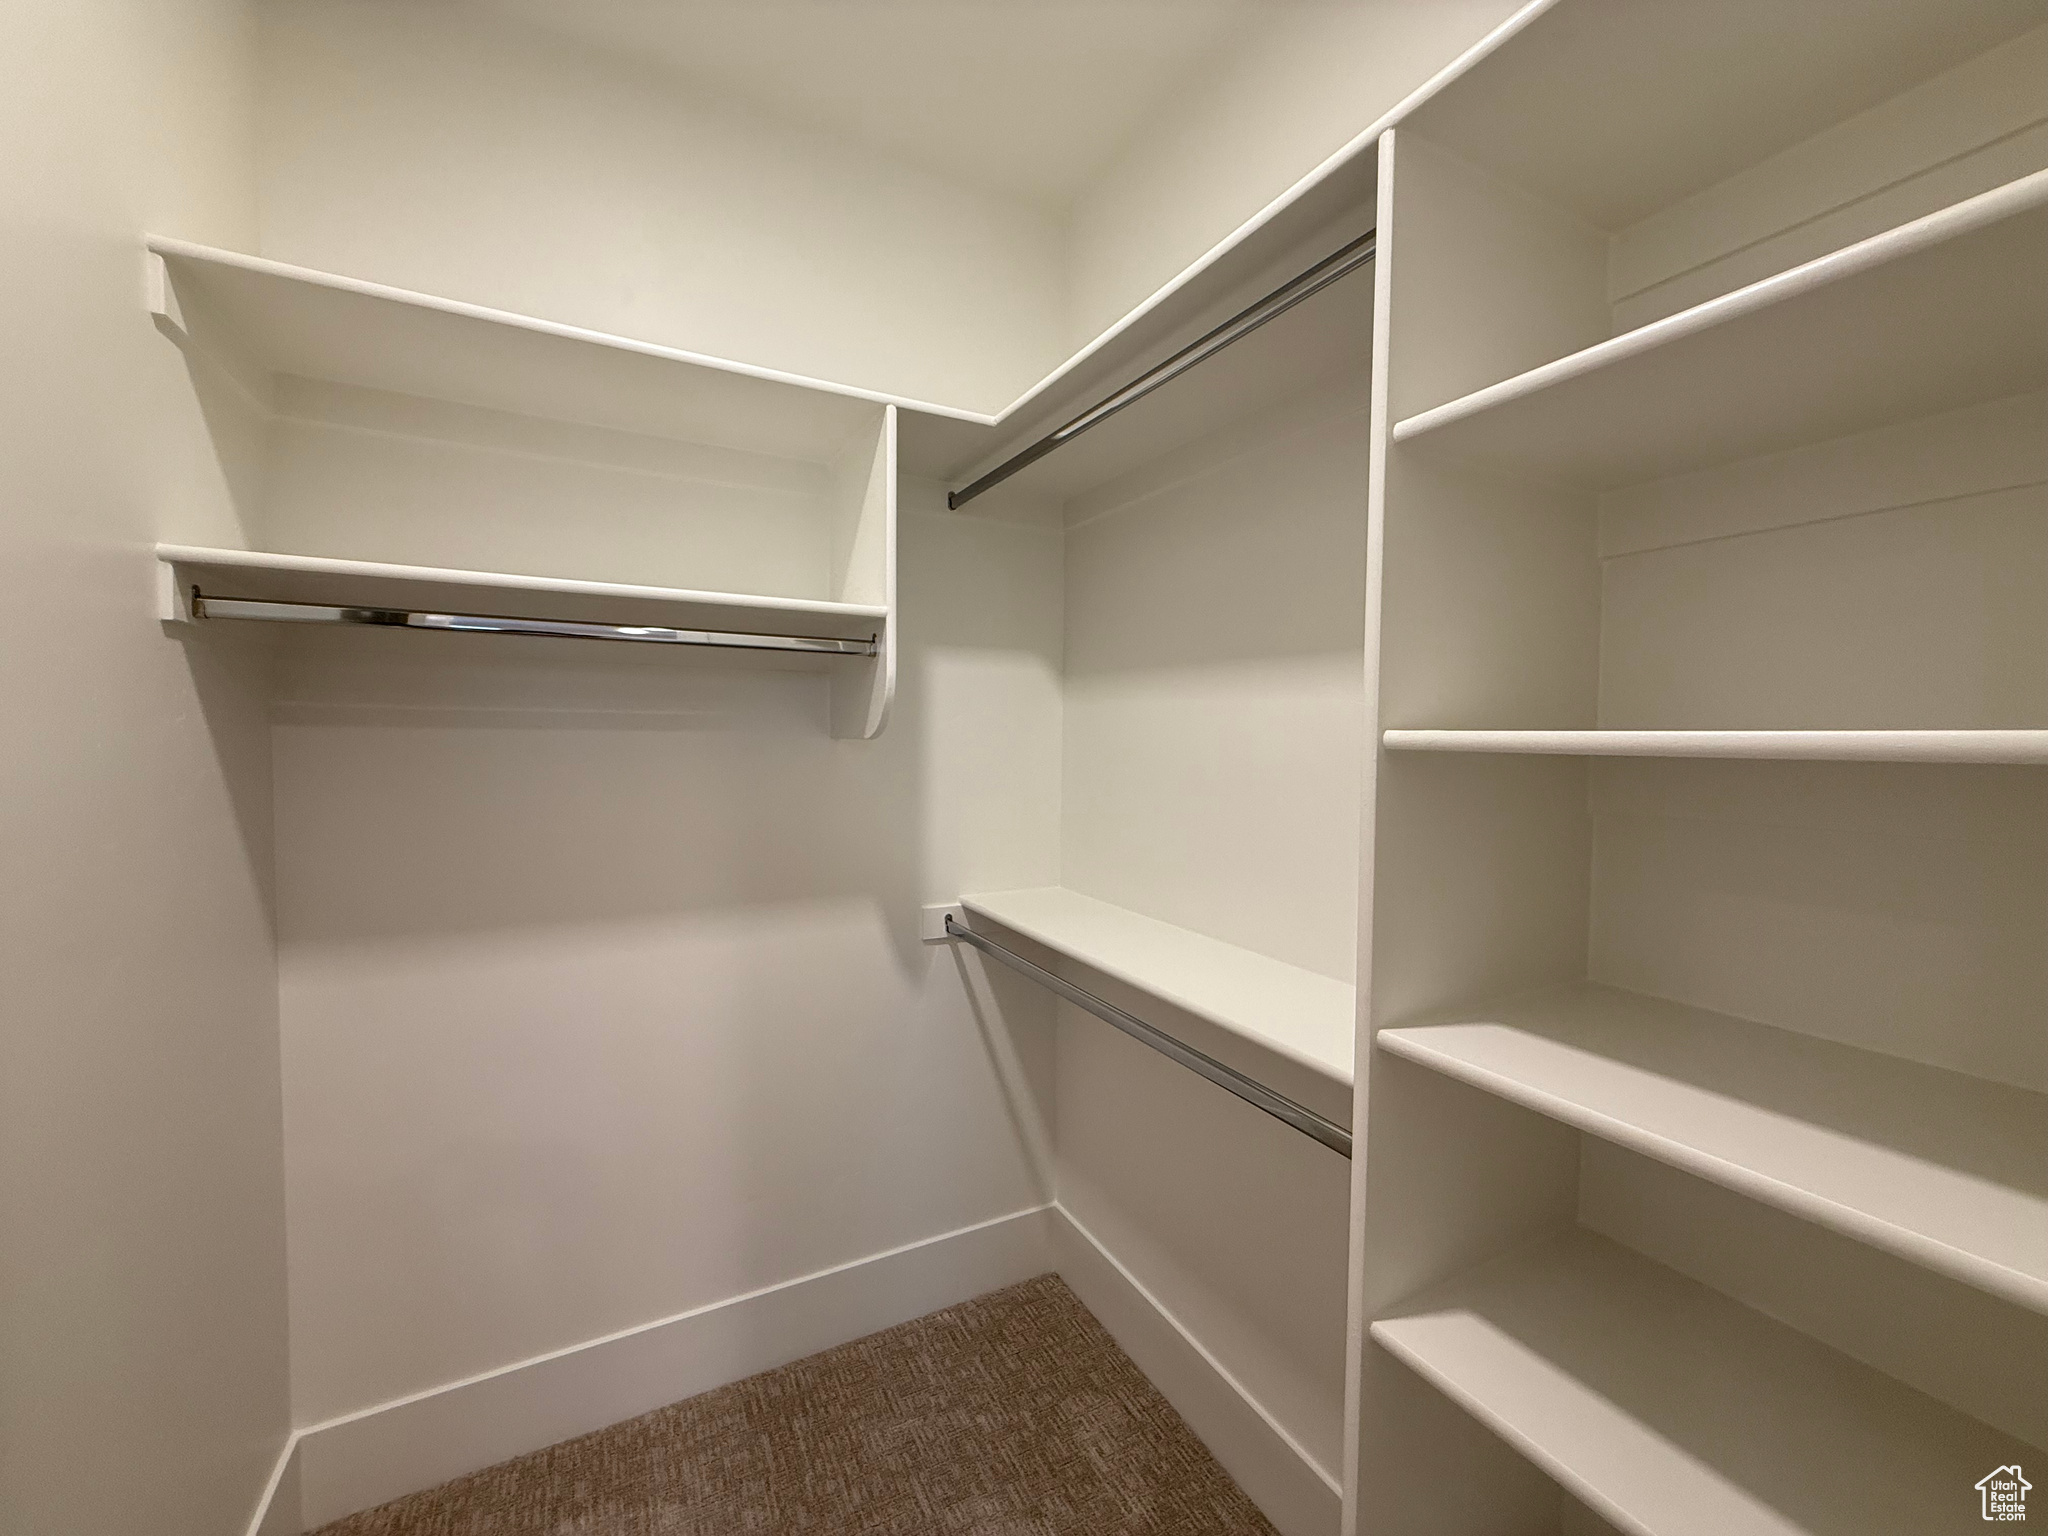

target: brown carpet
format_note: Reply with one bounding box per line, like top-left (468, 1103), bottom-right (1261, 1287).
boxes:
top-left (311, 1274), bottom-right (1280, 1536)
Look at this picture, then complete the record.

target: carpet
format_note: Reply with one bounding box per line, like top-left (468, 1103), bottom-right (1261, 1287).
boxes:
top-left (310, 1273), bottom-right (1281, 1535)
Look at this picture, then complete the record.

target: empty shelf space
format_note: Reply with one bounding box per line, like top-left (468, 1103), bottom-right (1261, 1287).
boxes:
top-left (1372, 1228), bottom-right (2033, 1536)
top-left (1398, 1), bottom-right (2043, 240)
top-left (1377, 984), bottom-right (2048, 1313)
top-left (157, 546), bottom-right (886, 642)
top-left (959, 887), bottom-right (1354, 1084)
top-left (1382, 730), bottom-right (2048, 764)
top-left (145, 237), bottom-right (920, 460)
top-left (1391, 170), bottom-right (2048, 487)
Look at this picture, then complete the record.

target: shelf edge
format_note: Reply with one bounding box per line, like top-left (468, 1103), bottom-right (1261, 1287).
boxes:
top-left (1375, 1023), bottom-right (2048, 1315)
top-left (156, 545), bottom-right (889, 621)
top-left (1366, 1313), bottom-right (1657, 1536)
top-left (1382, 729), bottom-right (2048, 764)
top-left (961, 889), bottom-right (1355, 1087)
top-left (1388, 168), bottom-right (2048, 448)
top-left (145, 237), bottom-right (990, 428)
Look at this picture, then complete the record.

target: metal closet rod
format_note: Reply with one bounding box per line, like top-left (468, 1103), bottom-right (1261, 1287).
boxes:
top-left (943, 915), bottom-right (1351, 1157)
top-left (191, 593), bottom-right (878, 656)
top-left (948, 226), bottom-right (1377, 510)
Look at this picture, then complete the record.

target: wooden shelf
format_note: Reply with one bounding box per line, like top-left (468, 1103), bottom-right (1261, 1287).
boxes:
top-left (1372, 1228), bottom-right (2033, 1536)
top-left (1391, 171), bottom-right (2048, 488)
top-left (960, 887), bottom-right (1354, 1085)
top-left (146, 237), bottom-right (920, 459)
top-left (1377, 984), bottom-right (2048, 1314)
top-left (1383, 730), bottom-right (2048, 764)
top-left (156, 545), bottom-right (886, 642)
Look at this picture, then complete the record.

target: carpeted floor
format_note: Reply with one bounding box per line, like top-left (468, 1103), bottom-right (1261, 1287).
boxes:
top-left (311, 1273), bottom-right (1279, 1535)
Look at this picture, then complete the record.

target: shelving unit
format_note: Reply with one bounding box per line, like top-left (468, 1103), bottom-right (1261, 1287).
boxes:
top-left (1390, 170), bottom-right (2048, 487)
top-left (1372, 1230), bottom-right (2034, 1536)
top-left (1348, 6), bottom-right (2048, 1534)
top-left (1378, 984), bottom-right (2048, 1314)
top-left (961, 887), bottom-right (1354, 1087)
top-left (1382, 730), bottom-right (2048, 764)
top-left (147, 240), bottom-right (902, 736)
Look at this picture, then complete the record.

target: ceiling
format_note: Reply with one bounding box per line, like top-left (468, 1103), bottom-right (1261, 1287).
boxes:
top-left (460, 0), bottom-right (1267, 209)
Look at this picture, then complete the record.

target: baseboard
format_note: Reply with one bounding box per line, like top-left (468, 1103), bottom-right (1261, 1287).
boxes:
top-left (244, 1433), bottom-right (302, 1536)
top-left (1049, 1204), bottom-right (1342, 1536)
top-left (292, 1204), bottom-right (1057, 1528)
top-left (265, 1199), bottom-right (1335, 1533)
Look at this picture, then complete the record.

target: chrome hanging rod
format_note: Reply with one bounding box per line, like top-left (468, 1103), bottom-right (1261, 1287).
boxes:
top-left (943, 914), bottom-right (1351, 1157)
top-left (948, 227), bottom-right (1377, 510)
top-left (191, 593), bottom-right (877, 656)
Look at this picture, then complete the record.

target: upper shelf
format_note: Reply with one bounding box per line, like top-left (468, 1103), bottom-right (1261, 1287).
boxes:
top-left (1372, 1228), bottom-right (2034, 1536)
top-left (895, 161), bottom-right (1378, 484)
top-left (1377, 983), bottom-right (2048, 1314)
top-left (923, 245), bottom-right (1374, 507)
top-left (157, 545), bottom-right (886, 642)
top-left (1398, 0), bottom-right (2043, 230)
top-left (147, 238), bottom-right (899, 462)
top-left (1382, 730), bottom-right (2048, 765)
top-left (959, 887), bottom-right (1354, 1086)
top-left (1391, 171), bottom-right (2048, 488)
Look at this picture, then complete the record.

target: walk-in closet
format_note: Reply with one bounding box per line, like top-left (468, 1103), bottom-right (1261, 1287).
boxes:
top-left (6, 2), bottom-right (2043, 1534)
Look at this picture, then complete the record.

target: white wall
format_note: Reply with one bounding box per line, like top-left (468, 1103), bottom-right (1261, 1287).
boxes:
top-left (1063, 389), bottom-right (1370, 978)
top-left (1053, 378), bottom-right (1372, 1483)
top-left (1064, 0), bottom-right (1528, 351)
top-left (254, 1), bottom-right (1542, 420)
top-left (255, 1), bottom-right (1073, 416)
top-left (273, 487), bottom-right (1065, 1424)
top-left (0, 2), bottom-right (293, 1533)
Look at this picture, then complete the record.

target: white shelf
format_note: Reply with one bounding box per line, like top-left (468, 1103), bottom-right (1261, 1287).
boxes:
top-left (1377, 984), bottom-right (2048, 1314)
top-left (959, 887), bottom-right (1354, 1085)
top-left (1372, 1228), bottom-right (2033, 1536)
top-left (895, 153), bottom-right (1378, 482)
top-left (1398, 0), bottom-right (2041, 230)
top-left (925, 249), bottom-right (1373, 504)
top-left (146, 237), bottom-right (915, 460)
top-left (1383, 730), bottom-right (2048, 764)
top-left (156, 545), bottom-right (886, 642)
top-left (1391, 171), bottom-right (2048, 488)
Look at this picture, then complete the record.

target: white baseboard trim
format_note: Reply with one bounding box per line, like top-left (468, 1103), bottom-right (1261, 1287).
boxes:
top-left (255, 1199), bottom-right (1334, 1534)
top-left (1049, 1204), bottom-right (1342, 1536)
top-left (291, 1204), bottom-right (1057, 1528)
top-left (243, 1433), bottom-right (302, 1536)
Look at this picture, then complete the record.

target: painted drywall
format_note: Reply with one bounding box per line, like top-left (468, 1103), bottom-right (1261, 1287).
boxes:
top-left (273, 487), bottom-right (1064, 1424)
top-left (0, 1), bottom-right (293, 1532)
top-left (1055, 1015), bottom-right (1353, 1490)
top-left (1064, 0), bottom-right (1529, 352)
top-left (255, 0), bottom-right (1545, 425)
top-left (1062, 387), bottom-right (1369, 978)
top-left (466, 0), bottom-right (1266, 211)
top-left (254, 1), bottom-right (1072, 416)
top-left (1052, 377), bottom-right (1371, 1481)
